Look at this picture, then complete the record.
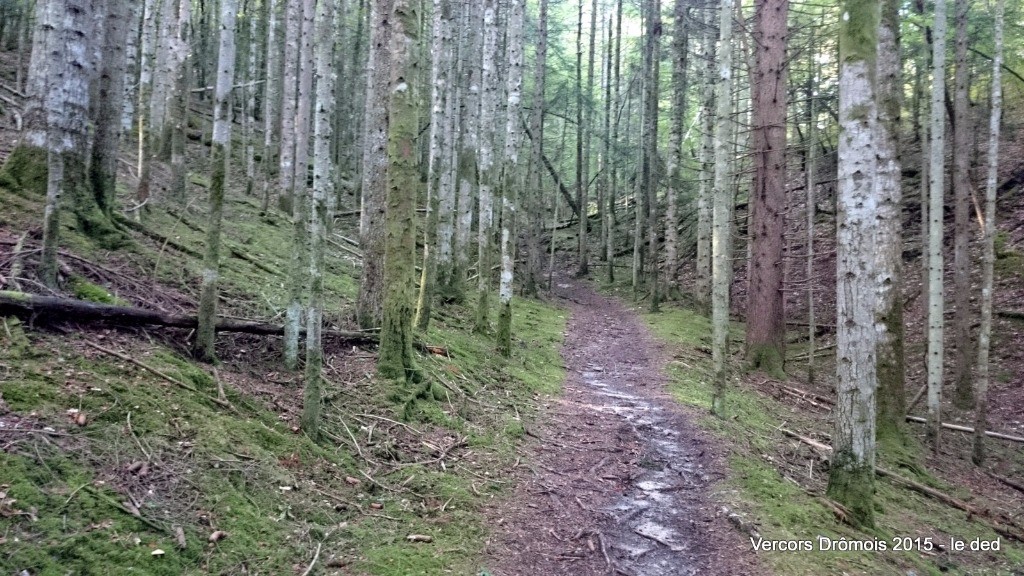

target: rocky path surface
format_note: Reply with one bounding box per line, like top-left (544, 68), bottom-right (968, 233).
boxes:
top-left (485, 280), bottom-right (760, 575)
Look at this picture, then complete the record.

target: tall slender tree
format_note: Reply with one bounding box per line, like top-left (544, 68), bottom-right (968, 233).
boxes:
top-left (828, 0), bottom-right (880, 528)
top-left (525, 0), bottom-right (549, 297)
top-left (497, 0), bottom-right (525, 357)
top-left (745, 0), bottom-right (789, 376)
top-left (356, 0), bottom-right (392, 329)
top-left (574, 0), bottom-right (588, 277)
top-left (710, 0), bottom-right (735, 417)
top-left (194, 0), bottom-right (238, 362)
top-left (474, 0), bottom-right (499, 333)
top-left (973, 0), bottom-right (1003, 466)
top-left (694, 2), bottom-right (714, 314)
top-left (643, 0), bottom-right (661, 312)
top-left (303, 0), bottom-right (336, 439)
top-left (927, 0), bottom-right (948, 452)
top-left (951, 0), bottom-right (974, 408)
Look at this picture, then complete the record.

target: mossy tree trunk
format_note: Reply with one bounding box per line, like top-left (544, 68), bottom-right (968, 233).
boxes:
top-left (496, 0), bottom-right (525, 358)
top-left (90, 0), bottom-right (130, 218)
top-left (827, 0), bottom-right (880, 529)
top-left (694, 9), bottom-right (714, 315)
top-left (664, 0), bottom-right (688, 295)
top-left (745, 0), bottom-right (789, 377)
top-left (377, 0), bottom-right (418, 382)
top-left (194, 0), bottom-right (237, 363)
top-left (974, 0), bottom-right (1003, 466)
top-left (451, 1), bottom-right (482, 305)
top-left (303, 0), bottom-right (336, 440)
top-left (278, 0), bottom-right (301, 211)
top-left (874, 0), bottom-right (907, 445)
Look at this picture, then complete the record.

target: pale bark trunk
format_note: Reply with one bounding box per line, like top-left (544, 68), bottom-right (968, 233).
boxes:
top-left (710, 0), bottom-right (735, 417)
top-left (149, 0), bottom-right (177, 156)
top-left (608, 0), bottom-right (623, 286)
top-left (745, 0), bottom-right (788, 376)
top-left (805, 71), bottom-right (817, 385)
top-left (474, 0), bottom-right (499, 333)
top-left (244, 8), bottom-right (258, 196)
top-left (194, 0), bottom-right (237, 363)
top-left (303, 0), bottom-right (336, 439)
top-left (166, 0), bottom-right (191, 203)
top-left (951, 0), bottom-right (974, 408)
top-left (121, 0), bottom-right (142, 133)
top-left (496, 0), bottom-right (525, 357)
top-left (874, 0), bottom-right (906, 442)
top-left (828, 0), bottom-right (879, 528)
top-left (974, 0), bottom-right (1002, 466)
top-left (927, 0), bottom-right (948, 452)
top-left (415, 0), bottom-right (453, 330)
top-left (355, 0), bottom-right (391, 329)
top-left (278, 0), bottom-right (301, 209)
top-left (453, 1), bottom-right (482, 302)
top-left (284, 0), bottom-right (316, 370)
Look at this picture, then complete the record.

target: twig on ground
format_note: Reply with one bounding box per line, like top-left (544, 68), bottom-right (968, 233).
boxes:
top-left (300, 542), bottom-right (323, 576)
top-left (127, 411), bottom-right (152, 461)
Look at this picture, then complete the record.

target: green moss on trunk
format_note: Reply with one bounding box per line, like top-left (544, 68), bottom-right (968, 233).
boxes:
top-left (826, 450), bottom-right (875, 528)
top-left (876, 300), bottom-right (907, 444)
top-left (0, 145), bottom-right (48, 197)
top-left (747, 343), bottom-right (786, 379)
top-left (497, 300), bottom-right (512, 357)
top-left (194, 142), bottom-right (227, 363)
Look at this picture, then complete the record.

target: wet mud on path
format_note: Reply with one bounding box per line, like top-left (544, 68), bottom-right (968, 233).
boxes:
top-left (485, 280), bottom-right (761, 575)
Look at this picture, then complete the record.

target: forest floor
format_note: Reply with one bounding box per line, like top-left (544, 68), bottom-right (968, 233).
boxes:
top-left (484, 276), bottom-right (760, 576)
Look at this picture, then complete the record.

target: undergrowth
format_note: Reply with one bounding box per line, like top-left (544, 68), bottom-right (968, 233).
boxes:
top-left (0, 171), bottom-right (567, 574)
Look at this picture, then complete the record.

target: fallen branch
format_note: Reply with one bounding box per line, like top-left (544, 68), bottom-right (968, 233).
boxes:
top-left (905, 415), bottom-right (1024, 443)
top-left (996, 310), bottom-right (1024, 321)
top-left (0, 290), bottom-right (376, 343)
top-left (906, 384), bottom-right (927, 414)
top-left (986, 470), bottom-right (1024, 495)
top-left (299, 541), bottom-right (323, 576)
top-left (781, 427), bottom-right (1024, 542)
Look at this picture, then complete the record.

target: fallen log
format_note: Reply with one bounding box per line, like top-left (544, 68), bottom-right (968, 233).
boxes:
top-left (904, 415), bottom-right (1024, 443)
top-left (0, 290), bottom-right (377, 344)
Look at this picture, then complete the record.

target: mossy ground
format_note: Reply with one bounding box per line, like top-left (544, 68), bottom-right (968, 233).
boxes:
top-left (597, 275), bottom-right (1024, 576)
top-left (0, 150), bottom-right (567, 574)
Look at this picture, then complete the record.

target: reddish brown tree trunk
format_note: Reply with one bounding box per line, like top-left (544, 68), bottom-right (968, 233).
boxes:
top-left (745, 0), bottom-right (789, 376)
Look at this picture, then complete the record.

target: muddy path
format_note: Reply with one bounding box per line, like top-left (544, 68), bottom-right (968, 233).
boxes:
top-left (485, 280), bottom-right (761, 575)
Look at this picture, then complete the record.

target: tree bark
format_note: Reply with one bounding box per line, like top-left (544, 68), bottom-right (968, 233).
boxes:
top-left (927, 0), bottom-right (949, 453)
top-left (574, 0), bottom-right (588, 277)
top-left (304, 0), bottom-right (337, 440)
top-left (496, 0), bottom-right (525, 357)
top-left (377, 0), bottom-right (418, 382)
top-left (710, 0), bottom-right (735, 417)
top-left (951, 0), bottom-right (974, 408)
top-left (974, 0), bottom-right (1003, 466)
top-left (525, 0), bottom-right (549, 297)
top-left (745, 0), bottom-right (788, 377)
top-left (874, 0), bottom-right (907, 444)
top-left (694, 3), bottom-right (714, 314)
top-left (356, 0), bottom-right (392, 329)
top-left (643, 0), bottom-right (661, 312)
top-left (194, 0), bottom-right (237, 363)
top-left (474, 0), bottom-right (499, 333)
top-left (828, 0), bottom-right (880, 529)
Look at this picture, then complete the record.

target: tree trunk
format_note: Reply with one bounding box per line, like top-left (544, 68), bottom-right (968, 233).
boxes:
top-left (474, 0), bottom-right (499, 334)
top-left (574, 0), bottom-right (588, 277)
top-left (284, 0), bottom-right (316, 370)
top-left (121, 0), bottom-right (142, 133)
top-left (951, 0), bottom-right (974, 408)
top-left (303, 0), bottom-right (337, 440)
top-left (525, 0), bottom-right (548, 297)
top-left (643, 0), bottom-right (661, 313)
top-left (452, 1), bottom-right (482, 304)
top-left (665, 0), bottom-right (688, 295)
top-left (278, 0), bottom-right (301, 210)
top-left (166, 0), bottom-right (191, 203)
top-left (356, 0), bottom-right (392, 329)
top-left (874, 0), bottom-right (907, 444)
top-left (927, 0), bottom-right (949, 452)
top-left (377, 0), bottom-right (418, 382)
top-left (90, 0), bottom-right (130, 218)
top-left (745, 0), bottom-right (788, 377)
top-left (710, 0), bottom-right (735, 417)
top-left (261, 0), bottom-right (282, 212)
top-left (135, 0), bottom-right (159, 211)
top-left (694, 4), bottom-right (714, 314)
top-left (194, 0), bottom-right (237, 363)
top-left (827, 0), bottom-right (879, 529)
top-left (974, 0), bottom-right (1003, 466)
top-left (496, 0), bottom-right (525, 357)
top-left (415, 0), bottom-right (453, 330)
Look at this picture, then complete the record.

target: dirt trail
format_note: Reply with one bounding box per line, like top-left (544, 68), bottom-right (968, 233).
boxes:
top-left (485, 279), bottom-right (760, 575)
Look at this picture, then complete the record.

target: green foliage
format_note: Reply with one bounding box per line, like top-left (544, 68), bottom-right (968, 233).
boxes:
top-left (69, 276), bottom-right (122, 305)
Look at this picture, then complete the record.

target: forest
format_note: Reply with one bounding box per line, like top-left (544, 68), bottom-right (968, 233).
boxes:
top-left (1, 0), bottom-right (1023, 573)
